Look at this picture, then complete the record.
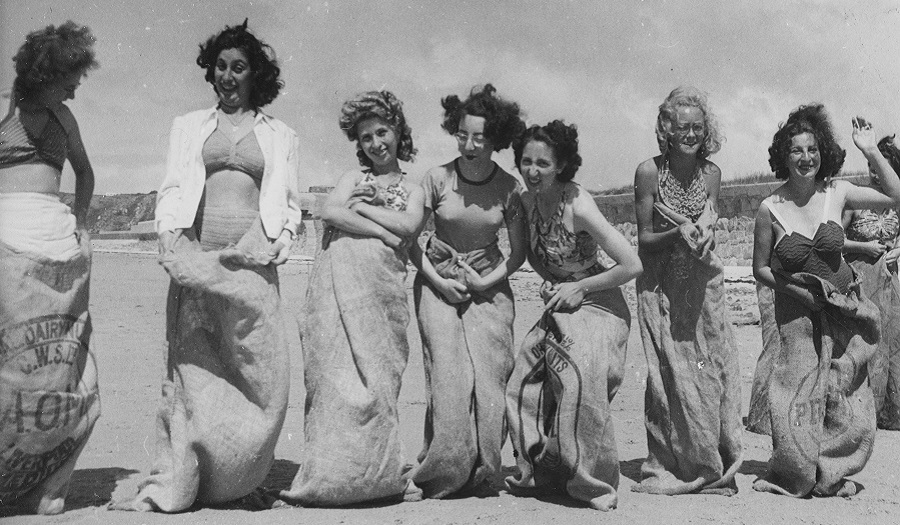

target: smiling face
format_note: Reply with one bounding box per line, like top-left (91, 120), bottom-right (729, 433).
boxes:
top-left (455, 114), bottom-right (493, 162)
top-left (214, 47), bottom-right (253, 110)
top-left (36, 71), bottom-right (83, 107)
top-left (519, 140), bottom-right (562, 192)
top-left (669, 105), bottom-right (706, 156)
top-left (357, 116), bottom-right (400, 170)
top-left (786, 132), bottom-right (821, 181)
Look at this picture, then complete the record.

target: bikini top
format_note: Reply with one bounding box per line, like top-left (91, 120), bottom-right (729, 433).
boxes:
top-left (657, 157), bottom-right (707, 222)
top-left (767, 185), bottom-right (853, 293)
top-left (202, 127), bottom-right (265, 181)
top-left (846, 208), bottom-right (899, 244)
top-left (0, 108), bottom-right (68, 171)
top-left (530, 182), bottom-right (603, 282)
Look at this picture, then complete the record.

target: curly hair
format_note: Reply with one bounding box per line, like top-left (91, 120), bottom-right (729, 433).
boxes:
top-left (513, 120), bottom-right (582, 182)
top-left (12, 21), bottom-right (98, 102)
top-left (441, 84), bottom-right (525, 151)
top-left (655, 86), bottom-right (723, 159)
top-left (768, 103), bottom-right (845, 181)
top-left (196, 20), bottom-right (283, 109)
top-left (877, 134), bottom-right (900, 176)
top-left (339, 90), bottom-right (416, 168)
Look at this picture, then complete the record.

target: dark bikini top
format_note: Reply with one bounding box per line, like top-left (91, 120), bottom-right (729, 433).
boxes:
top-left (0, 108), bottom-right (68, 171)
top-left (767, 186), bottom-right (853, 293)
top-left (202, 127), bottom-right (265, 181)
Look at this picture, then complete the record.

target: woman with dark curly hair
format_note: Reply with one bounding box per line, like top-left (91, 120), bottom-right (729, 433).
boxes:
top-left (631, 86), bottom-right (744, 496)
top-left (280, 90), bottom-right (425, 506)
top-left (752, 104), bottom-right (900, 497)
top-left (0, 20), bottom-right (99, 516)
top-left (408, 84), bottom-right (528, 498)
top-left (112, 20), bottom-right (300, 512)
top-left (842, 135), bottom-right (900, 430)
top-left (505, 121), bottom-right (641, 511)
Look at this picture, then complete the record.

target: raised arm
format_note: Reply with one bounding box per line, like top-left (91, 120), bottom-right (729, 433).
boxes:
top-left (55, 105), bottom-right (94, 229)
top-left (844, 117), bottom-right (900, 209)
top-left (634, 159), bottom-right (682, 251)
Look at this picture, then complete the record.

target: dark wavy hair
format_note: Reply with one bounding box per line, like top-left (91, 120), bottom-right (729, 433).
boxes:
top-left (768, 103), bottom-right (845, 181)
top-left (440, 84), bottom-right (525, 151)
top-left (12, 21), bottom-right (98, 102)
top-left (338, 90), bottom-right (416, 168)
top-left (513, 120), bottom-right (582, 182)
top-left (877, 135), bottom-right (900, 176)
top-left (655, 86), bottom-right (723, 159)
top-left (196, 20), bottom-right (283, 109)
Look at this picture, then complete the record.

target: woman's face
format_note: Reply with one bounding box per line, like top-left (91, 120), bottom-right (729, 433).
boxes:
top-left (519, 140), bottom-right (562, 192)
top-left (455, 114), bottom-right (493, 162)
top-left (37, 71), bottom-right (82, 107)
top-left (669, 105), bottom-right (706, 156)
top-left (357, 116), bottom-right (399, 169)
top-left (786, 132), bottom-right (820, 181)
top-left (214, 47), bottom-right (253, 110)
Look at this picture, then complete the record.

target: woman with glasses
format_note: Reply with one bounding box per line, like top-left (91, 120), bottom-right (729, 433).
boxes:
top-left (408, 84), bottom-right (527, 499)
top-left (631, 86), bottom-right (743, 496)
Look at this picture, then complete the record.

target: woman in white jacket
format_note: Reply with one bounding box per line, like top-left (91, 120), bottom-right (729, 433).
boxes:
top-left (113, 20), bottom-right (300, 513)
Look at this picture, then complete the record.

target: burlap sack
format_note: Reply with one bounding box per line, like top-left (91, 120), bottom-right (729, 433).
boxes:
top-left (0, 234), bottom-right (100, 515)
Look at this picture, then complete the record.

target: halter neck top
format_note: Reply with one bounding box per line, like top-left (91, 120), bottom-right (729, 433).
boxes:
top-left (846, 209), bottom-right (899, 244)
top-left (530, 182), bottom-right (603, 282)
top-left (657, 157), bottom-right (707, 222)
top-left (202, 127), bottom-right (265, 181)
top-left (359, 171), bottom-right (410, 211)
top-left (0, 108), bottom-right (68, 171)
top-left (767, 184), bottom-right (853, 293)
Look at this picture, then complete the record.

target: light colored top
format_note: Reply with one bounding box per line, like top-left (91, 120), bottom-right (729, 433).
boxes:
top-left (155, 106), bottom-right (302, 238)
top-left (202, 126), bottom-right (266, 181)
top-left (422, 160), bottom-right (522, 253)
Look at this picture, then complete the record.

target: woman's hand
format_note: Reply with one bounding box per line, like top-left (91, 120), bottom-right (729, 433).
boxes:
top-left (158, 229), bottom-right (181, 255)
top-left (885, 247), bottom-right (900, 267)
top-left (436, 277), bottom-right (471, 304)
top-left (268, 229), bottom-right (294, 265)
top-left (852, 116), bottom-right (879, 154)
top-left (543, 282), bottom-right (586, 312)
top-left (379, 229), bottom-right (405, 250)
top-left (457, 260), bottom-right (490, 292)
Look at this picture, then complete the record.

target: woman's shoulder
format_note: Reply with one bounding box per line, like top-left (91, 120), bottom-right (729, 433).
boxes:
top-left (493, 165), bottom-right (522, 192)
top-left (422, 162), bottom-right (454, 184)
top-left (699, 159), bottom-right (722, 177)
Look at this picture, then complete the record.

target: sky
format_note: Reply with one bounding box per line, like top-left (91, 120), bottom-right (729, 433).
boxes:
top-left (2, 0), bottom-right (899, 195)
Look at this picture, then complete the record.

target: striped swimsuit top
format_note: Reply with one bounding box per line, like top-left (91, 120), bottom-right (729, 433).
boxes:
top-left (0, 108), bottom-right (68, 171)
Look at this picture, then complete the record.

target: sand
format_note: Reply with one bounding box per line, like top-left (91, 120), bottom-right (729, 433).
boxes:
top-left (4, 247), bottom-right (900, 525)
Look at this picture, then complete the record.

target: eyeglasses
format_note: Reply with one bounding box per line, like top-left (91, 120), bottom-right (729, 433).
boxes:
top-left (673, 124), bottom-right (705, 136)
top-left (454, 132), bottom-right (488, 146)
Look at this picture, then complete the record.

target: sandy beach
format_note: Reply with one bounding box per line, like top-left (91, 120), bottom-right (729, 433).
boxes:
top-left (5, 245), bottom-right (900, 525)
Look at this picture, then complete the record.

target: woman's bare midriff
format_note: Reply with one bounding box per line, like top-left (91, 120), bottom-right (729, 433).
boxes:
top-left (0, 164), bottom-right (62, 195)
top-left (204, 169), bottom-right (261, 210)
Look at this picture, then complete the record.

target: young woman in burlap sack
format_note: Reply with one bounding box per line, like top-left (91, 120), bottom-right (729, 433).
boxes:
top-left (0, 20), bottom-right (100, 516)
top-left (408, 84), bottom-right (528, 498)
top-left (111, 20), bottom-right (300, 512)
top-left (752, 104), bottom-right (900, 497)
top-left (841, 135), bottom-right (900, 430)
top-left (505, 121), bottom-right (642, 511)
top-left (280, 90), bottom-right (425, 506)
top-left (631, 86), bottom-right (744, 496)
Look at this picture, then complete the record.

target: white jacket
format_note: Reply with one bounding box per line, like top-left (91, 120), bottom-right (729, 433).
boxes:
top-left (154, 106), bottom-right (302, 238)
